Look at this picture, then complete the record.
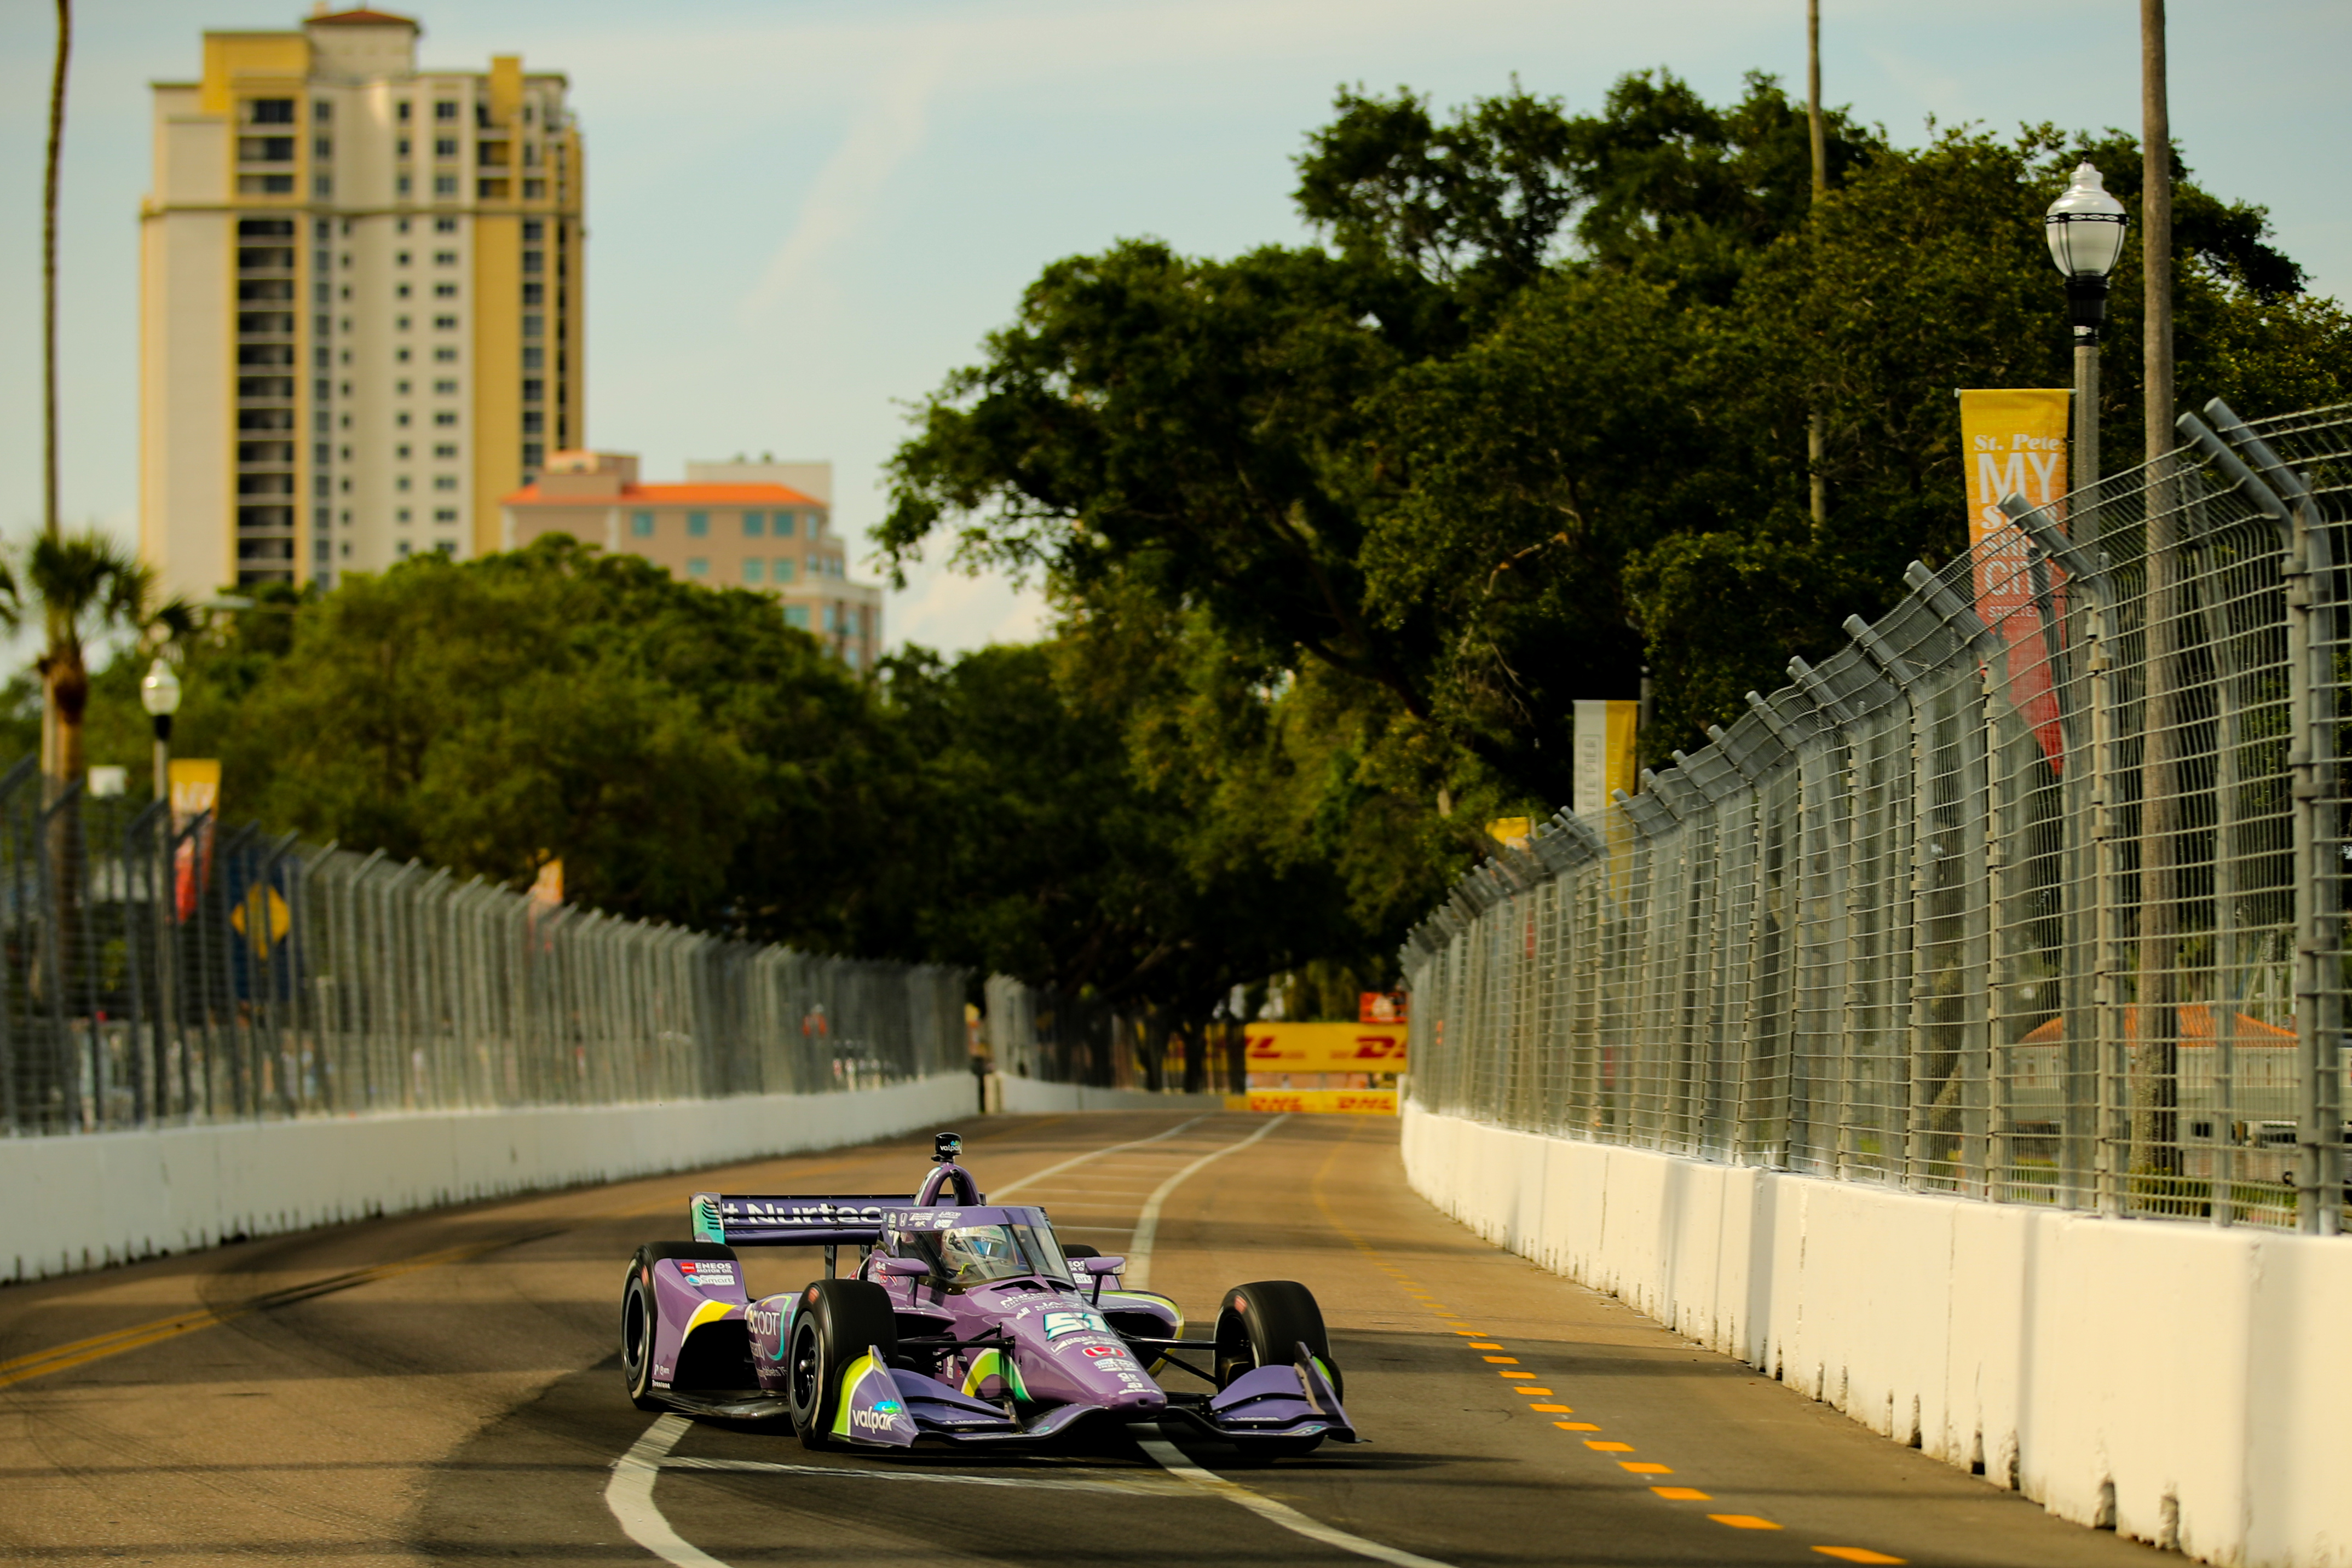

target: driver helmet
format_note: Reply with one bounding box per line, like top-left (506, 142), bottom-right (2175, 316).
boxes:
top-left (941, 1226), bottom-right (1016, 1277)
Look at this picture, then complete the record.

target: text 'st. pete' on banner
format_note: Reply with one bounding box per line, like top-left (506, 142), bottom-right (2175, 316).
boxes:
top-left (1960, 389), bottom-right (2071, 771)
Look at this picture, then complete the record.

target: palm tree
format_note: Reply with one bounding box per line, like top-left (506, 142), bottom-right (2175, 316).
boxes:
top-left (42, 0), bottom-right (72, 795)
top-left (1, 533), bottom-right (184, 786)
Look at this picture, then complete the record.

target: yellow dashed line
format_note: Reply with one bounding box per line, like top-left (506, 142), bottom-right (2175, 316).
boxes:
top-left (1812, 1550), bottom-right (1905, 1565)
top-left (1529, 1404), bottom-right (1571, 1413)
top-left (1557, 1421), bottom-right (1599, 1431)
top-left (1466, 1341), bottom-right (1504, 1350)
top-left (1711, 1515), bottom-right (1783, 1531)
top-left (1481, 1356), bottom-right (1519, 1364)
top-left (1619, 1462), bottom-right (1673, 1474)
top-left (1499, 1370), bottom-right (1534, 1379)
top-left (1652, 1487), bottom-right (1711, 1501)
top-left (1586, 1440), bottom-right (1635, 1452)
top-left (1516, 1387), bottom-right (1555, 1396)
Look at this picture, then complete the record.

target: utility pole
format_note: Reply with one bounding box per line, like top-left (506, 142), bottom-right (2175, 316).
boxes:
top-left (2142, 0), bottom-right (2172, 462)
top-left (2136, 0), bottom-right (2181, 1189)
top-left (1806, 0), bottom-right (1828, 534)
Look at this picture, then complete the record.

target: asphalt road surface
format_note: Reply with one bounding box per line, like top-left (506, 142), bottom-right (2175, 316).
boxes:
top-left (0, 1111), bottom-right (2164, 1566)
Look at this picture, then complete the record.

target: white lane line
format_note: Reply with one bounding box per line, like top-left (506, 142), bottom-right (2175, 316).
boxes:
top-left (606, 1414), bottom-right (727, 1568)
top-left (987, 1112), bottom-right (1219, 1199)
top-left (1131, 1429), bottom-right (1459, 1568)
top-left (1125, 1115), bottom-right (1289, 1290)
top-left (662, 1455), bottom-right (1188, 1496)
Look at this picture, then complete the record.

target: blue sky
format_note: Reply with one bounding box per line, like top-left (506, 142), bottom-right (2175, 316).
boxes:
top-left (1, 0), bottom-right (2344, 656)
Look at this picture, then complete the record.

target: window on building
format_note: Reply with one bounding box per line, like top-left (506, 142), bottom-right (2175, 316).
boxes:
top-left (398, 137), bottom-right (412, 158)
top-left (522, 442), bottom-right (544, 469)
top-left (742, 512), bottom-right (764, 537)
top-left (434, 379), bottom-right (457, 395)
top-left (312, 176), bottom-right (332, 198)
top-left (435, 101), bottom-right (458, 121)
top-left (522, 411), bottom-right (543, 434)
top-left (433, 443), bottom-right (458, 459)
top-left (250, 99), bottom-right (295, 124)
top-left (396, 252), bottom-right (411, 267)
top-left (522, 314), bottom-right (544, 338)
top-left (522, 283), bottom-right (544, 307)
top-left (434, 476), bottom-right (458, 491)
top-left (521, 379), bottom-right (544, 402)
top-left (434, 137), bottom-right (458, 160)
top-left (686, 557), bottom-right (709, 578)
top-left (397, 476), bottom-right (412, 491)
top-left (396, 284), bottom-right (412, 299)
top-left (395, 443), bottom-right (412, 459)
top-left (398, 101), bottom-right (413, 123)
top-left (435, 509), bottom-right (458, 523)
top-left (522, 178), bottom-right (546, 201)
top-left (434, 176), bottom-right (457, 197)
top-left (434, 411), bottom-right (458, 426)
top-left (773, 511), bottom-right (798, 538)
top-left (771, 558), bottom-right (795, 583)
top-left (522, 250), bottom-right (544, 274)
top-left (397, 507), bottom-right (412, 522)
top-left (784, 604), bottom-right (810, 630)
top-left (395, 381), bottom-right (412, 396)
top-left (435, 347), bottom-right (458, 362)
top-left (397, 175), bottom-right (413, 195)
top-left (743, 558), bottom-right (765, 584)
top-left (522, 345), bottom-right (544, 370)
top-left (434, 315), bottom-right (458, 330)
top-left (435, 217), bottom-right (458, 233)
top-left (434, 251), bottom-right (457, 266)
top-left (398, 540), bottom-right (413, 557)
top-left (436, 541), bottom-right (456, 556)
top-left (313, 137), bottom-right (332, 158)
top-left (686, 512), bottom-right (709, 538)
top-left (631, 512), bottom-right (654, 538)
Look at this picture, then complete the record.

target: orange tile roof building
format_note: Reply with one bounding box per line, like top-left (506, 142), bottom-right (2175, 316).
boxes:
top-left (500, 451), bottom-right (881, 668)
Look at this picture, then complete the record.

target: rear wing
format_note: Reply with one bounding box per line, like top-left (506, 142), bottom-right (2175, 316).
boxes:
top-left (691, 1193), bottom-right (911, 1248)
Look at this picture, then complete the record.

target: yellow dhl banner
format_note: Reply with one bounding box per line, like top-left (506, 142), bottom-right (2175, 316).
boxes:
top-left (1243, 1023), bottom-right (1407, 1073)
top-left (1228, 1088), bottom-right (1399, 1115)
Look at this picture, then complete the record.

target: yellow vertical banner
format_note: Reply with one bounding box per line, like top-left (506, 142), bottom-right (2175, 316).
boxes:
top-left (1571, 699), bottom-right (1638, 819)
top-left (1959, 389), bottom-right (2072, 770)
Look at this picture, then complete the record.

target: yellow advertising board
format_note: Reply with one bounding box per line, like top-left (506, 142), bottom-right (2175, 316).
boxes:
top-left (1959, 389), bottom-right (2073, 769)
top-left (1243, 1023), bottom-right (1406, 1073)
top-left (1571, 699), bottom-right (1638, 818)
top-left (1229, 1088), bottom-right (1399, 1115)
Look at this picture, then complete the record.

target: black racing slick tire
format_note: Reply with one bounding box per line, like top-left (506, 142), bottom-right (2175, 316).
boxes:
top-left (620, 1241), bottom-right (740, 1412)
top-left (787, 1277), bottom-right (899, 1450)
top-left (1214, 1279), bottom-right (1343, 1402)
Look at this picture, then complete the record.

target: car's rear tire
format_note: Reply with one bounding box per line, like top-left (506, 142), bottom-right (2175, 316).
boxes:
top-left (1214, 1279), bottom-right (1342, 1402)
top-left (787, 1277), bottom-right (899, 1450)
top-left (620, 1241), bottom-right (740, 1412)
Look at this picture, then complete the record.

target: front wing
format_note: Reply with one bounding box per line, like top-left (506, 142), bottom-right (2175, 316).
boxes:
top-left (829, 1344), bottom-right (1357, 1449)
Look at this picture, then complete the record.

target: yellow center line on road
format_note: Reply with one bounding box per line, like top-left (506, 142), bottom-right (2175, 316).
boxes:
top-left (0, 1231), bottom-right (545, 1391)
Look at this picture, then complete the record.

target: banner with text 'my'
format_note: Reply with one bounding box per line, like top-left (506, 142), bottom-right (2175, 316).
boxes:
top-left (1959, 389), bottom-right (2071, 771)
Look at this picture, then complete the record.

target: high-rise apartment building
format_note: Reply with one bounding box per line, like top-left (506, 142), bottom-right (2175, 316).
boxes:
top-left (141, 7), bottom-right (584, 595)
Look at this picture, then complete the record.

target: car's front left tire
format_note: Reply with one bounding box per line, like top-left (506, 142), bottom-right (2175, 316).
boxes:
top-left (786, 1277), bottom-right (899, 1450)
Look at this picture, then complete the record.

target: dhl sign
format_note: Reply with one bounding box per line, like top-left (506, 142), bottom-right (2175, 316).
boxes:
top-left (1237, 1088), bottom-right (1399, 1115)
top-left (1244, 1023), bottom-right (1406, 1073)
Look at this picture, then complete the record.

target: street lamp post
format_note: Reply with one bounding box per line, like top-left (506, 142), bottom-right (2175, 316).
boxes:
top-left (2044, 160), bottom-right (2129, 486)
top-left (139, 657), bottom-right (180, 808)
top-left (139, 657), bottom-right (181, 1121)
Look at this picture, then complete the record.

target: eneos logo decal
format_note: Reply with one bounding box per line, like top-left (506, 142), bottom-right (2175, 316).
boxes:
top-left (1081, 1345), bottom-right (1125, 1359)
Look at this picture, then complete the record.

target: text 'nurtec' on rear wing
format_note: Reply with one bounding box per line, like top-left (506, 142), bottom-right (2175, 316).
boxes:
top-left (691, 1193), bottom-right (909, 1247)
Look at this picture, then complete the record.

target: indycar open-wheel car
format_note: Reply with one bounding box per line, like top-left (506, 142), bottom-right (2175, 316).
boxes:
top-left (616, 1132), bottom-right (1357, 1453)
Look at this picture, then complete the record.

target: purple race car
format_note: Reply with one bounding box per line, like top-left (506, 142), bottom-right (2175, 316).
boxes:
top-left (618, 1132), bottom-right (1356, 1455)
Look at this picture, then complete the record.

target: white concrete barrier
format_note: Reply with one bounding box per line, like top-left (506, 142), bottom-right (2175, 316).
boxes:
top-left (1, 1075), bottom-right (976, 1283)
top-left (995, 1076), bottom-right (1227, 1115)
top-left (1402, 1100), bottom-right (2352, 1568)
